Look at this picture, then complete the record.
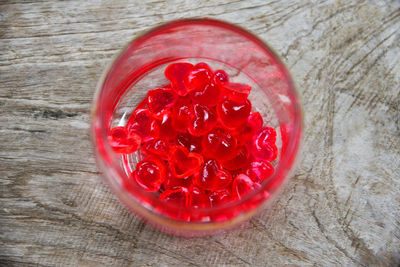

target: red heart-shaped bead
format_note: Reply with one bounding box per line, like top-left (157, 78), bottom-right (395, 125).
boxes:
top-left (165, 63), bottom-right (193, 96)
top-left (221, 82), bottom-right (251, 102)
top-left (217, 99), bottom-right (252, 129)
top-left (250, 127), bottom-right (278, 161)
top-left (234, 112), bottom-right (264, 145)
top-left (134, 156), bottom-right (166, 192)
top-left (147, 88), bottom-right (177, 119)
top-left (202, 127), bottom-right (237, 161)
top-left (108, 126), bottom-right (141, 154)
top-left (169, 145), bottom-right (204, 178)
top-left (176, 133), bottom-right (202, 153)
top-left (184, 62), bottom-right (213, 92)
top-left (141, 138), bottom-right (169, 160)
top-left (245, 160), bottom-right (274, 183)
top-left (232, 174), bottom-right (259, 199)
top-left (171, 96), bottom-right (192, 132)
top-left (190, 83), bottom-right (221, 107)
top-left (127, 108), bottom-right (154, 142)
top-left (221, 146), bottom-right (250, 171)
top-left (151, 111), bottom-right (177, 140)
top-left (213, 69), bottom-right (229, 84)
top-left (208, 188), bottom-right (232, 207)
top-left (163, 171), bottom-right (192, 191)
top-left (159, 186), bottom-right (190, 207)
top-left (193, 159), bottom-right (232, 191)
top-left (188, 104), bottom-right (217, 136)
top-left (189, 185), bottom-right (210, 208)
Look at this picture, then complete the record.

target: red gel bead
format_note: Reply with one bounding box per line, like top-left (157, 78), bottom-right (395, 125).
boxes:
top-left (251, 142), bottom-right (278, 162)
top-left (151, 111), bottom-right (176, 140)
top-left (127, 108), bottom-right (154, 142)
top-left (245, 160), bottom-right (274, 183)
top-left (255, 126), bottom-right (277, 144)
top-left (134, 157), bottom-right (166, 192)
top-left (222, 146), bottom-right (249, 171)
top-left (184, 62), bottom-right (213, 92)
top-left (147, 88), bottom-right (176, 119)
top-left (165, 63), bottom-right (193, 96)
top-left (247, 112), bottom-right (263, 130)
top-left (169, 145), bottom-right (204, 178)
top-left (159, 186), bottom-right (190, 207)
top-left (108, 126), bottom-right (127, 150)
top-left (171, 97), bottom-right (192, 132)
top-left (189, 185), bottom-right (210, 208)
top-left (163, 171), bottom-right (192, 190)
top-left (213, 69), bottom-right (229, 83)
top-left (232, 174), bottom-right (259, 199)
top-left (221, 82), bottom-right (251, 102)
top-left (217, 99), bottom-right (252, 129)
top-left (202, 127), bottom-right (237, 161)
top-left (176, 133), bottom-right (202, 153)
top-left (235, 112), bottom-right (264, 145)
top-left (209, 189), bottom-right (232, 207)
top-left (141, 138), bottom-right (169, 160)
top-left (193, 159), bottom-right (232, 190)
top-left (250, 127), bottom-right (278, 161)
top-left (188, 104), bottom-right (217, 136)
top-left (108, 126), bottom-right (141, 154)
top-left (190, 83), bottom-right (221, 107)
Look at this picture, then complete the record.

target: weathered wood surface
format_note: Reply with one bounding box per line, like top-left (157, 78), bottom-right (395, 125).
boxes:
top-left (1, 0), bottom-right (399, 266)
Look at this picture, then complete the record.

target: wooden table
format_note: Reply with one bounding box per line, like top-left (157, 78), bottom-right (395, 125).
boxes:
top-left (1, 1), bottom-right (399, 266)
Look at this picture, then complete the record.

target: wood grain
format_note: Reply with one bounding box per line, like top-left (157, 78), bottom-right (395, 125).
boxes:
top-left (1, 0), bottom-right (399, 266)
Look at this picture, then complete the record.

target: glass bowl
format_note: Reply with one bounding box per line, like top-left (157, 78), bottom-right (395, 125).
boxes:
top-left (91, 18), bottom-right (302, 237)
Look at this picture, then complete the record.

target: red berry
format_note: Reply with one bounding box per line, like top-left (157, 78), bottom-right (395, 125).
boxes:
top-left (232, 174), bottom-right (259, 199)
top-left (209, 189), bottom-right (232, 207)
top-left (171, 97), bottom-right (192, 132)
top-left (221, 146), bottom-right (250, 171)
top-left (163, 171), bottom-right (192, 190)
top-left (184, 62), bottom-right (213, 92)
top-left (245, 160), bottom-right (274, 183)
top-left (169, 146), bottom-right (204, 178)
top-left (159, 186), bottom-right (190, 207)
top-left (250, 127), bottom-right (278, 161)
top-left (165, 63), bottom-right (193, 96)
top-left (147, 88), bottom-right (177, 119)
top-left (176, 133), bottom-right (202, 153)
top-left (127, 108), bottom-right (154, 142)
top-left (134, 157), bottom-right (166, 192)
top-left (190, 83), bottom-right (221, 107)
top-left (202, 127), bottom-right (237, 161)
top-left (217, 99), bottom-right (252, 129)
top-left (213, 69), bottom-right (229, 83)
top-left (141, 138), bottom-right (169, 160)
top-left (108, 126), bottom-right (141, 154)
top-left (193, 159), bottom-right (232, 190)
top-left (189, 185), bottom-right (210, 208)
top-left (188, 104), bottom-right (217, 136)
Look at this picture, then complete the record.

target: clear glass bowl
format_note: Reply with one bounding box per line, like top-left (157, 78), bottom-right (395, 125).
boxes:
top-left (91, 18), bottom-right (302, 237)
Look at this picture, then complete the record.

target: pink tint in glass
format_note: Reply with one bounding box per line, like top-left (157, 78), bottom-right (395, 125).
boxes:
top-left (91, 18), bottom-right (302, 236)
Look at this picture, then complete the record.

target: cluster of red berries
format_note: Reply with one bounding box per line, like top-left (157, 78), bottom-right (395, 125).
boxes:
top-left (108, 62), bottom-right (277, 214)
